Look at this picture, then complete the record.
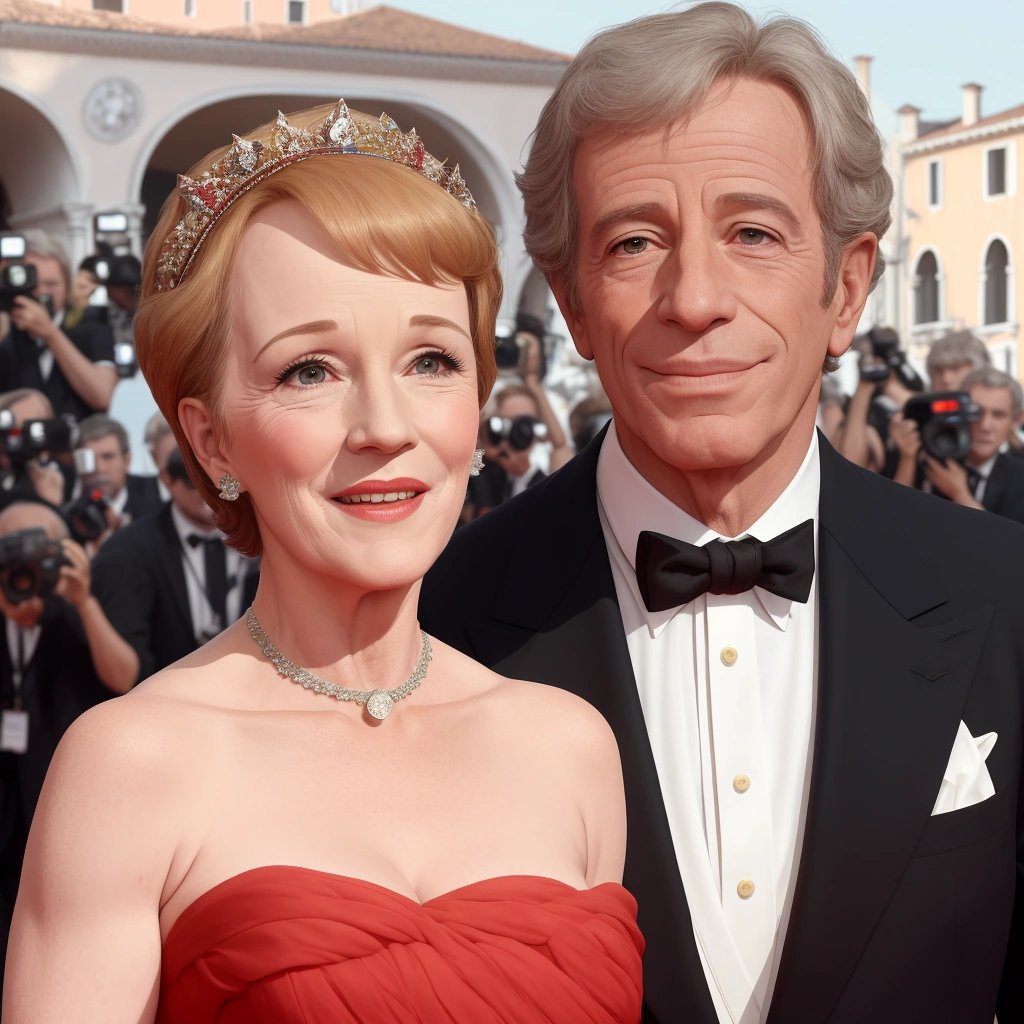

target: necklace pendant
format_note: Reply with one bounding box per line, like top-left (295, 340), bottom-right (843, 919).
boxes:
top-left (366, 690), bottom-right (394, 721)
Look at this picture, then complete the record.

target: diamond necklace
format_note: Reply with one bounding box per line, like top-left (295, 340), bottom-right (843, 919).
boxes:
top-left (244, 607), bottom-right (432, 721)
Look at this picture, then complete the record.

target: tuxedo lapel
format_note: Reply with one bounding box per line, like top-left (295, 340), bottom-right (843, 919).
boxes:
top-left (768, 439), bottom-right (990, 1022)
top-left (466, 436), bottom-right (718, 1024)
top-left (156, 506), bottom-right (195, 640)
top-left (981, 453), bottom-right (1008, 513)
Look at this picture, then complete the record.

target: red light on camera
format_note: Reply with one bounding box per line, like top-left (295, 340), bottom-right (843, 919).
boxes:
top-left (931, 399), bottom-right (960, 413)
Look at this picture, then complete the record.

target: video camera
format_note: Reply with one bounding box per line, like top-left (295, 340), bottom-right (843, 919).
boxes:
top-left (903, 390), bottom-right (980, 462)
top-left (0, 234), bottom-right (54, 319)
top-left (485, 415), bottom-right (547, 451)
top-left (0, 527), bottom-right (68, 604)
top-left (862, 327), bottom-right (925, 392)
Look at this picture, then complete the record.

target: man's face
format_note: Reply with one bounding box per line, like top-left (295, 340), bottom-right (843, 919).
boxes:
top-left (968, 385), bottom-right (1019, 464)
top-left (931, 362), bottom-right (974, 392)
top-left (24, 254), bottom-right (67, 314)
top-left (82, 434), bottom-right (130, 493)
top-left (556, 77), bottom-right (874, 485)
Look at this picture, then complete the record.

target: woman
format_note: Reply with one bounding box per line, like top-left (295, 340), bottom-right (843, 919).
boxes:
top-left (3, 102), bottom-right (642, 1022)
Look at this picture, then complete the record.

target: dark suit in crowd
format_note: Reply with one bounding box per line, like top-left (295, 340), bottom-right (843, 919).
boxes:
top-left (421, 430), bottom-right (1023, 1024)
top-left (123, 474), bottom-right (162, 523)
top-left (0, 600), bottom-right (112, 984)
top-left (0, 319), bottom-right (115, 424)
top-left (91, 504), bottom-right (258, 683)
top-left (978, 451), bottom-right (1024, 525)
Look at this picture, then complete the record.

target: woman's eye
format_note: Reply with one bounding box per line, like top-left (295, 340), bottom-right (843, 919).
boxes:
top-left (279, 361), bottom-right (330, 387)
top-left (737, 228), bottom-right (772, 246)
top-left (613, 237), bottom-right (650, 256)
top-left (414, 354), bottom-right (443, 375)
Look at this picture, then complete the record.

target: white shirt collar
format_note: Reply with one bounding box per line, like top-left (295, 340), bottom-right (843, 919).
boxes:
top-left (596, 422), bottom-right (820, 637)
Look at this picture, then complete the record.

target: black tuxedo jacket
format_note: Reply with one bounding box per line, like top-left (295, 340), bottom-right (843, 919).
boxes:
top-left (124, 473), bottom-right (162, 523)
top-left (91, 503), bottom-right (258, 683)
top-left (421, 431), bottom-right (1023, 1024)
top-left (981, 451), bottom-right (1024, 525)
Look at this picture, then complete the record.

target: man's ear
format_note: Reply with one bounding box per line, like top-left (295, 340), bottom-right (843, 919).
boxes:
top-left (178, 397), bottom-right (231, 484)
top-left (826, 232), bottom-right (878, 361)
top-left (549, 275), bottom-right (594, 361)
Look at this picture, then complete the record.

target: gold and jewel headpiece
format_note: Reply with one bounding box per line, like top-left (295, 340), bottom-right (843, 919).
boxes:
top-left (155, 99), bottom-right (477, 292)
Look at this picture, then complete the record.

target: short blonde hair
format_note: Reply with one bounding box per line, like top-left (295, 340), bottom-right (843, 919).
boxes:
top-left (136, 103), bottom-right (502, 557)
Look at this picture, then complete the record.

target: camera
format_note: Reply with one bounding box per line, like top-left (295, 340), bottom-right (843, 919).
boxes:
top-left (865, 326), bottom-right (925, 392)
top-left (494, 331), bottom-right (522, 371)
top-left (0, 234), bottom-right (36, 315)
top-left (485, 415), bottom-right (547, 451)
top-left (903, 390), bottom-right (980, 462)
top-left (113, 341), bottom-right (138, 379)
top-left (61, 485), bottom-right (109, 544)
top-left (0, 527), bottom-right (68, 604)
top-left (0, 417), bottom-right (78, 465)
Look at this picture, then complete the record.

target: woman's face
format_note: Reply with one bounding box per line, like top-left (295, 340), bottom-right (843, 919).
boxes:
top-left (215, 200), bottom-right (479, 592)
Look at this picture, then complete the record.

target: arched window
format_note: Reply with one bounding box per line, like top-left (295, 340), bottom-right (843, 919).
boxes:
top-left (914, 251), bottom-right (939, 325)
top-left (984, 239), bottom-right (1009, 325)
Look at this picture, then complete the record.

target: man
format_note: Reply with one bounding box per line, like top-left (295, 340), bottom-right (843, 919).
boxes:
top-left (0, 231), bottom-right (117, 423)
top-left (91, 445), bottom-right (258, 683)
top-left (422, 5), bottom-right (1022, 1022)
top-left (926, 329), bottom-right (991, 391)
top-left (76, 413), bottom-right (161, 526)
top-left (910, 366), bottom-right (1024, 524)
top-left (0, 389), bottom-right (69, 510)
top-left (0, 499), bottom-right (133, 984)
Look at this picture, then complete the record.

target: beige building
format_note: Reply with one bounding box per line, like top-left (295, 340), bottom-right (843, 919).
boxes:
top-left (899, 86), bottom-right (1023, 375)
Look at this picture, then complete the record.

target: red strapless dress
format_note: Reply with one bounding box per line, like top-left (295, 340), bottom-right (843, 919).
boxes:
top-left (158, 865), bottom-right (643, 1023)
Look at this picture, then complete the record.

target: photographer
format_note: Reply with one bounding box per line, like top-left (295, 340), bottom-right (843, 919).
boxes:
top-left (895, 367), bottom-right (1024, 523)
top-left (0, 389), bottom-right (71, 510)
top-left (76, 413), bottom-right (160, 528)
top-left (0, 230), bottom-right (117, 422)
top-left (0, 499), bottom-right (135, 983)
top-left (837, 327), bottom-right (923, 476)
top-left (926, 329), bottom-right (990, 391)
top-left (495, 313), bottom-right (574, 473)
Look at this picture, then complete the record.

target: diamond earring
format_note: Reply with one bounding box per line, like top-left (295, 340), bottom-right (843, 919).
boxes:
top-left (469, 449), bottom-right (485, 477)
top-left (218, 473), bottom-right (241, 501)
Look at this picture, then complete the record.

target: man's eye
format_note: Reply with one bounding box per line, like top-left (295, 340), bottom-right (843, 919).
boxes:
top-left (613, 237), bottom-right (650, 256)
top-left (737, 228), bottom-right (772, 246)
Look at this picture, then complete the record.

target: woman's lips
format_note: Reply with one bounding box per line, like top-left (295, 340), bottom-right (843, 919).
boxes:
top-left (331, 478), bottom-right (428, 523)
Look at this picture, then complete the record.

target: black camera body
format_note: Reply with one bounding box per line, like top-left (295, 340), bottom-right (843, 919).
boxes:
top-left (61, 486), bottom-right (109, 545)
top-left (0, 260), bottom-right (38, 315)
top-left (486, 415), bottom-right (547, 451)
top-left (0, 527), bottom-right (68, 604)
top-left (0, 417), bottom-right (77, 465)
top-left (866, 326), bottom-right (925, 392)
top-left (903, 390), bottom-right (980, 462)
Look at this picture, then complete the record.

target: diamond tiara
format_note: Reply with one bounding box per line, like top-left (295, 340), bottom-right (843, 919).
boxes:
top-left (154, 99), bottom-right (477, 292)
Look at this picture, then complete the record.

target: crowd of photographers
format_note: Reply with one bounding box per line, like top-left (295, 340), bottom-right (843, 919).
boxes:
top-left (826, 326), bottom-right (1024, 524)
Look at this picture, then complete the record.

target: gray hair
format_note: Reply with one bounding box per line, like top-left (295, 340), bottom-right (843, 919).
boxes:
top-left (143, 410), bottom-right (173, 450)
top-left (962, 366), bottom-right (1023, 418)
top-left (517, 1), bottom-right (893, 310)
top-left (926, 329), bottom-right (990, 379)
top-left (79, 413), bottom-right (130, 454)
top-left (21, 229), bottom-right (71, 292)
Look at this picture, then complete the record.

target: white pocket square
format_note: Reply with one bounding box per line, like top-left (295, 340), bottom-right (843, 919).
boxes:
top-left (931, 720), bottom-right (997, 816)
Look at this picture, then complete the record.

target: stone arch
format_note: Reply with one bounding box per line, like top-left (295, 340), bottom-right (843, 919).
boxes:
top-left (0, 83), bottom-right (83, 236)
top-left (131, 88), bottom-right (520, 247)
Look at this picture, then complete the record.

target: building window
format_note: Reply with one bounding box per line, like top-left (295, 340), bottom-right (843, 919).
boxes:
top-left (987, 147), bottom-right (1007, 197)
top-left (983, 239), bottom-right (1009, 325)
top-left (287, 0), bottom-right (305, 23)
top-left (927, 158), bottom-right (942, 208)
top-left (243, 0), bottom-right (252, 21)
top-left (184, 0), bottom-right (196, 14)
top-left (914, 250), bottom-right (940, 325)
top-left (92, 0), bottom-right (124, 10)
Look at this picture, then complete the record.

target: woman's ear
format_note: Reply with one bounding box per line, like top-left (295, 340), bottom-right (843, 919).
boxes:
top-left (178, 397), bottom-right (230, 482)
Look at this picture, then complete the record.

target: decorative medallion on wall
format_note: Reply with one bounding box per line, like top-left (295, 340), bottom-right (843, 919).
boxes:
top-left (83, 78), bottom-right (142, 143)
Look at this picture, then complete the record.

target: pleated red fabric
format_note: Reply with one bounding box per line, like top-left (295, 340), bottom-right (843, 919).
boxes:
top-left (158, 865), bottom-right (643, 1023)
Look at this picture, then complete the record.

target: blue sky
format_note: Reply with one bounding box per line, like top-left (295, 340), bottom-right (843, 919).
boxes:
top-left (392, 0), bottom-right (1024, 123)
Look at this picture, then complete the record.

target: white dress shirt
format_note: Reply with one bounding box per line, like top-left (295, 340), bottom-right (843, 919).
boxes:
top-left (168, 504), bottom-right (246, 642)
top-left (596, 423), bottom-right (820, 1024)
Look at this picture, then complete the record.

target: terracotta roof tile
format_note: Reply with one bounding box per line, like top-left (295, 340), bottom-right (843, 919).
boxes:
top-left (916, 101), bottom-right (1024, 141)
top-left (0, 0), bottom-right (570, 63)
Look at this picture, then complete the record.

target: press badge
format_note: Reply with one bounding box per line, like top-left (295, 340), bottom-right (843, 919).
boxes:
top-left (1, 710), bottom-right (29, 754)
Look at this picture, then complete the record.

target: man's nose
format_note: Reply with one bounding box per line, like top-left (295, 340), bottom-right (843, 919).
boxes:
top-left (344, 372), bottom-right (418, 456)
top-left (654, 233), bottom-right (735, 333)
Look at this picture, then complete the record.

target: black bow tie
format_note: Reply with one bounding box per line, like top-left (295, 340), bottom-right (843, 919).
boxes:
top-left (635, 519), bottom-right (815, 613)
top-left (186, 533), bottom-right (220, 549)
